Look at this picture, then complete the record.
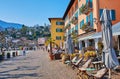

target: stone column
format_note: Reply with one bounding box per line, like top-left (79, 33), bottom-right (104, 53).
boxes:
top-left (85, 39), bottom-right (89, 48)
top-left (79, 41), bottom-right (82, 50)
top-left (94, 38), bottom-right (99, 50)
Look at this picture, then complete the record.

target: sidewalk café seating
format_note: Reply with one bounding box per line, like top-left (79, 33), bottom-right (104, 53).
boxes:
top-left (78, 58), bottom-right (92, 71)
top-left (52, 48), bottom-right (63, 60)
top-left (77, 58), bottom-right (92, 78)
top-left (90, 68), bottom-right (108, 79)
top-left (77, 68), bottom-right (108, 79)
top-left (65, 56), bottom-right (78, 65)
top-left (92, 61), bottom-right (104, 70)
top-left (71, 57), bottom-right (84, 69)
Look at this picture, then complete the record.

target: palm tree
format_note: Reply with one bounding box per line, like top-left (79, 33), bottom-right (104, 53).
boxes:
top-left (46, 38), bottom-right (55, 54)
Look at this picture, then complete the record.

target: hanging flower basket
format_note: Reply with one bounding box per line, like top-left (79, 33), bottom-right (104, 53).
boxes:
top-left (81, 22), bottom-right (93, 32)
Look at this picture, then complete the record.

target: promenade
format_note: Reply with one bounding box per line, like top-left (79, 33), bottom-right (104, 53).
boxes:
top-left (0, 50), bottom-right (76, 79)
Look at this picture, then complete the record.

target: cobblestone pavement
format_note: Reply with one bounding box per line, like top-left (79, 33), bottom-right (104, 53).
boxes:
top-left (0, 50), bottom-right (77, 79)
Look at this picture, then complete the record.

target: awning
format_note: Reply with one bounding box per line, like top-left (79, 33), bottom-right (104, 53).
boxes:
top-left (78, 22), bottom-right (120, 41)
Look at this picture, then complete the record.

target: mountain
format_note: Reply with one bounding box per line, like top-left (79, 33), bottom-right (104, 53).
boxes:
top-left (0, 20), bottom-right (22, 29)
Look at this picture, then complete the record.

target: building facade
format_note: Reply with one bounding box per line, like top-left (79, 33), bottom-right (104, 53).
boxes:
top-left (63, 0), bottom-right (120, 52)
top-left (49, 18), bottom-right (64, 48)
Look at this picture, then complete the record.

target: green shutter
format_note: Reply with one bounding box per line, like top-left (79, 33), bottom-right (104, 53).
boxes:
top-left (99, 9), bottom-right (103, 18)
top-left (90, 12), bottom-right (93, 27)
top-left (86, 16), bottom-right (88, 23)
top-left (111, 10), bottom-right (116, 20)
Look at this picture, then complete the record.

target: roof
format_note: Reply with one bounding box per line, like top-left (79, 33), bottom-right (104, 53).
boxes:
top-left (48, 18), bottom-right (62, 23)
top-left (63, 0), bottom-right (75, 20)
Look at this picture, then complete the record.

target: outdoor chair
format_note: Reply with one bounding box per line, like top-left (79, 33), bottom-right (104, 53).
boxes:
top-left (65, 56), bottom-right (78, 65)
top-left (77, 68), bottom-right (108, 79)
top-left (90, 68), bottom-right (108, 79)
top-left (79, 58), bottom-right (92, 70)
top-left (77, 58), bottom-right (92, 79)
top-left (71, 57), bottom-right (84, 69)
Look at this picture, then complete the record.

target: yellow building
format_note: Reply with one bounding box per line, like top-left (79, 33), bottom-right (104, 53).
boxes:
top-left (48, 18), bottom-right (64, 48)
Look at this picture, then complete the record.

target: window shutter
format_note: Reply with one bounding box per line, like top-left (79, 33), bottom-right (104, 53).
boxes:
top-left (99, 9), bottom-right (103, 18)
top-left (90, 12), bottom-right (93, 27)
top-left (75, 11), bottom-right (78, 17)
top-left (110, 10), bottom-right (116, 20)
top-left (90, 0), bottom-right (93, 8)
top-left (86, 16), bottom-right (88, 23)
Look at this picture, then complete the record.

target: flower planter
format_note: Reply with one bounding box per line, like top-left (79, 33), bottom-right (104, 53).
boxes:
top-left (54, 53), bottom-right (61, 60)
top-left (49, 53), bottom-right (54, 60)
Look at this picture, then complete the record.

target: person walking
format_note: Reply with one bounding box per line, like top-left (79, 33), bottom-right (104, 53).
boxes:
top-left (23, 47), bottom-right (26, 56)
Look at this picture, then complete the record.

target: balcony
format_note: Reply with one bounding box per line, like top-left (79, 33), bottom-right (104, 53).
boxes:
top-left (80, 2), bottom-right (92, 15)
top-left (72, 30), bottom-right (78, 38)
top-left (70, 17), bottom-right (78, 25)
top-left (81, 22), bottom-right (94, 32)
top-left (63, 23), bottom-right (71, 31)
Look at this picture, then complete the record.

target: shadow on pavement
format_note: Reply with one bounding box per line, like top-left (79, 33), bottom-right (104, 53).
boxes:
top-left (0, 73), bottom-right (42, 79)
top-left (0, 66), bottom-right (40, 74)
top-left (0, 66), bottom-right (41, 79)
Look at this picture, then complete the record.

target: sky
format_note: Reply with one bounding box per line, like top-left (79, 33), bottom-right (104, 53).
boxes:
top-left (0, 0), bottom-right (70, 26)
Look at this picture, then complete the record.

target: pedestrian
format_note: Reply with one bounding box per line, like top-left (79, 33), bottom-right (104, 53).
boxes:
top-left (23, 47), bottom-right (26, 56)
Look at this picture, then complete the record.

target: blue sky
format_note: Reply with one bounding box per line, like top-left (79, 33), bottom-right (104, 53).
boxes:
top-left (0, 0), bottom-right (70, 26)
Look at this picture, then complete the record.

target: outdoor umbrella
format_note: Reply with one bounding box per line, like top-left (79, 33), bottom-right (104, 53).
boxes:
top-left (67, 35), bottom-right (74, 54)
top-left (100, 9), bottom-right (119, 78)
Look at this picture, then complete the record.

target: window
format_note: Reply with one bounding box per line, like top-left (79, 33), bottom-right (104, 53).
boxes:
top-left (56, 28), bottom-right (63, 32)
top-left (56, 36), bottom-right (61, 40)
top-left (56, 21), bottom-right (64, 25)
top-left (86, 0), bottom-right (93, 8)
top-left (72, 27), bottom-right (74, 32)
top-left (90, 12), bottom-right (93, 27)
top-left (75, 11), bottom-right (78, 17)
top-left (80, 20), bottom-right (84, 28)
top-left (99, 9), bottom-right (116, 20)
top-left (75, 24), bottom-right (78, 34)
top-left (86, 16), bottom-right (89, 23)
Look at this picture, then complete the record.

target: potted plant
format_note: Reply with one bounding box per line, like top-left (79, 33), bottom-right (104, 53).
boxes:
top-left (61, 53), bottom-right (70, 64)
top-left (46, 38), bottom-right (56, 60)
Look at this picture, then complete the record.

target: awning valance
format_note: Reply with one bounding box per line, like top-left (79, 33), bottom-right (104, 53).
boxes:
top-left (78, 22), bottom-right (120, 41)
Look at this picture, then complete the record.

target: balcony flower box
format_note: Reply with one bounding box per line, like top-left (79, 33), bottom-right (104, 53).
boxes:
top-left (70, 17), bottom-right (78, 25)
top-left (63, 23), bottom-right (71, 31)
top-left (80, 2), bottom-right (92, 15)
top-left (81, 22), bottom-right (93, 32)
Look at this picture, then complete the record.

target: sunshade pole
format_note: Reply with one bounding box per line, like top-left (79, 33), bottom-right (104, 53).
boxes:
top-left (109, 68), bottom-right (111, 79)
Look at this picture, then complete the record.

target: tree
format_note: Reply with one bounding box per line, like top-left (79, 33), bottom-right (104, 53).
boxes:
top-left (46, 38), bottom-right (55, 54)
top-left (21, 25), bottom-right (28, 37)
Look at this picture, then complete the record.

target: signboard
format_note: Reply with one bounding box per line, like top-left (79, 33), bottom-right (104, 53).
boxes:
top-left (38, 38), bottom-right (46, 45)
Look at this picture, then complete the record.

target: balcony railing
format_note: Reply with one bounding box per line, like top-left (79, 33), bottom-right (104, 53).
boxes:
top-left (81, 22), bottom-right (94, 32)
top-left (70, 17), bottom-right (78, 25)
top-left (80, 2), bottom-right (92, 15)
top-left (63, 23), bottom-right (71, 31)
